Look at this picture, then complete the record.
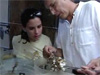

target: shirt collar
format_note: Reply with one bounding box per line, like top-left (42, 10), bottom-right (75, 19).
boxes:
top-left (73, 1), bottom-right (85, 16)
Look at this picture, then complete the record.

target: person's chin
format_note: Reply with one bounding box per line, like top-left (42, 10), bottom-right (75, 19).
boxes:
top-left (35, 36), bottom-right (40, 40)
top-left (60, 16), bottom-right (66, 19)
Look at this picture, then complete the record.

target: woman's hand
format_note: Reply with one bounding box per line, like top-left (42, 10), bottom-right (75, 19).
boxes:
top-left (43, 45), bottom-right (57, 58)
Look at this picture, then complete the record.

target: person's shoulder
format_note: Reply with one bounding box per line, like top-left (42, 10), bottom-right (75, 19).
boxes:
top-left (40, 34), bottom-right (51, 42)
top-left (79, 1), bottom-right (100, 11)
top-left (13, 35), bottom-right (21, 40)
top-left (83, 1), bottom-right (100, 7)
top-left (12, 35), bottom-right (21, 43)
top-left (40, 34), bottom-right (52, 45)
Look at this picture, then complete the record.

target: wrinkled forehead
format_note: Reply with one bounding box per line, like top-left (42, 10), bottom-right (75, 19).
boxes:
top-left (44, 0), bottom-right (56, 9)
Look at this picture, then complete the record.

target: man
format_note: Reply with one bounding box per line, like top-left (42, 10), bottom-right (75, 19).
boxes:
top-left (43, 0), bottom-right (100, 68)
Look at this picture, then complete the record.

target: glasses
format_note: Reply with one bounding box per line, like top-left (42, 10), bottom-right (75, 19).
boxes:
top-left (30, 11), bottom-right (42, 18)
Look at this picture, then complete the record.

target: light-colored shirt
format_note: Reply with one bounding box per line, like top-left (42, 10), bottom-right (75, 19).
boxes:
top-left (12, 34), bottom-right (52, 66)
top-left (55, 1), bottom-right (100, 67)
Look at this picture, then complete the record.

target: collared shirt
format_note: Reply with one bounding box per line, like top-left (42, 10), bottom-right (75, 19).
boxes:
top-left (55, 1), bottom-right (100, 67)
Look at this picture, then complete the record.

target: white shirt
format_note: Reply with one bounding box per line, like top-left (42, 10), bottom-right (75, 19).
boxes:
top-left (55, 1), bottom-right (100, 67)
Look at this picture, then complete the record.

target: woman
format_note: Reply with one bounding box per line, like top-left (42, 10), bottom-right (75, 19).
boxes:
top-left (12, 8), bottom-right (52, 66)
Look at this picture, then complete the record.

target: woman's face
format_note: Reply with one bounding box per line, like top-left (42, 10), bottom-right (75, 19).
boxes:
top-left (24, 17), bottom-right (43, 41)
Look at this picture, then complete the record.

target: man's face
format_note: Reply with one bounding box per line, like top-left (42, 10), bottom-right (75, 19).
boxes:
top-left (44, 0), bottom-right (70, 19)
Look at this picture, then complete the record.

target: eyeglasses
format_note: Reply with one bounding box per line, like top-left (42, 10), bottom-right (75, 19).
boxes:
top-left (30, 11), bottom-right (42, 18)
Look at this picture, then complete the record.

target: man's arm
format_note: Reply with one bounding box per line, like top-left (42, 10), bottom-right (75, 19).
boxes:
top-left (55, 48), bottom-right (63, 58)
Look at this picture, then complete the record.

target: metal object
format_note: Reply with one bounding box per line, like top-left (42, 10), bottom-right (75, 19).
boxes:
top-left (64, 66), bottom-right (85, 75)
top-left (46, 52), bottom-right (85, 75)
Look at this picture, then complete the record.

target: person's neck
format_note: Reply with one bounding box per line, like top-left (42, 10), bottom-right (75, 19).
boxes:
top-left (67, 3), bottom-right (79, 23)
top-left (67, 16), bottom-right (73, 23)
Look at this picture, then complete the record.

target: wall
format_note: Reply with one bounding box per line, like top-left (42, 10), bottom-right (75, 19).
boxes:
top-left (0, 0), bottom-right (8, 22)
top-left (0, 0), bottom-right (10, 48)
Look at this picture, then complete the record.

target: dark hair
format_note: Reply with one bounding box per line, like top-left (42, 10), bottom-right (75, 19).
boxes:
top-left (19, 8), bottom-right (43, 44)
top-left (21, 8), bottom-right (42, 27)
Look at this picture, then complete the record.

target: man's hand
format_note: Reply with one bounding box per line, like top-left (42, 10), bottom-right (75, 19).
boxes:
top-left (77, 66), bottom-right (97, 75)
top-left (87, 57), bottom-right (100, 69)
top-left (77, 57), bottom-right (100, 75)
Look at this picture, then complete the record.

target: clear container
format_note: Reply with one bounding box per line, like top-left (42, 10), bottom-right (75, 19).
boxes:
top-left (0, 48), bottom-right (13, 65)
top-left (0, 57), bottom-right (35, 75)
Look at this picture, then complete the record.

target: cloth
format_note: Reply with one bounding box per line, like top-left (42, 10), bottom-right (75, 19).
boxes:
top-left (12, 34), bottom-right (52, 66)
top-left (55, 1), bottom-right (100, 67)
